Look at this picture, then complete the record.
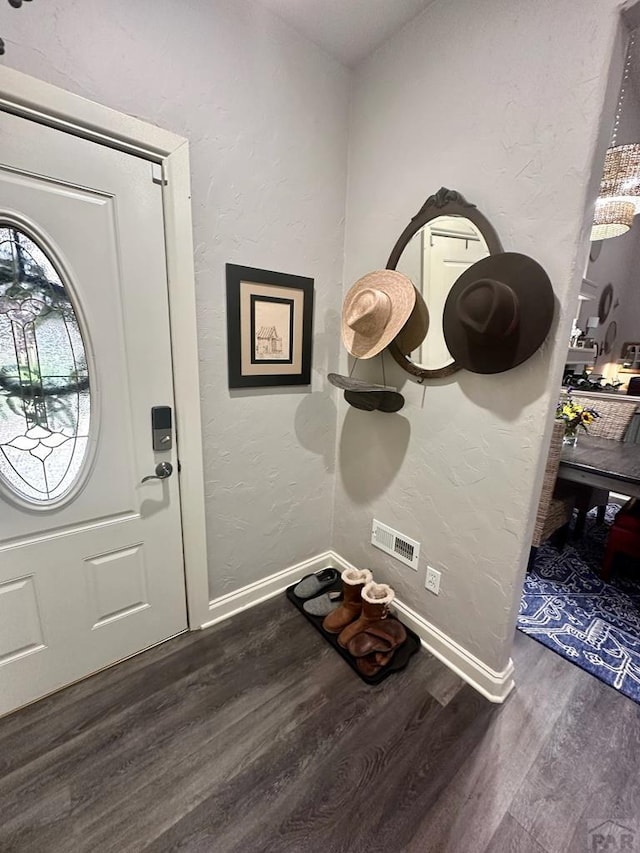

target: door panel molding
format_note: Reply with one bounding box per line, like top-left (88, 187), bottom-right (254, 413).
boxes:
top-left (0, 66), bottom-right (209, 629)
top-left (0, 575), bottom-right (46, 665)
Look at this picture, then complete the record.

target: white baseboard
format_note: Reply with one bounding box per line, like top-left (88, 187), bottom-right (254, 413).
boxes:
top-left (390, 599), bottom-right (514, 703)
top-left (202, 549), bottom-right (515, 703)
top-left (201, 551), bottom-right (337, 630)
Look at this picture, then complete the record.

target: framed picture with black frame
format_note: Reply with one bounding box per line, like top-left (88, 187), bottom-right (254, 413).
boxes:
top-left (226, 264), bottom-right (314, 388)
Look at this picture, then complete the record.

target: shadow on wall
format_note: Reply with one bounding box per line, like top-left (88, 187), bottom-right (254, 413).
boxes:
top-left (338, 407), bottom-right (411, 504)
top-left (294, 308), bottom-right (341, 474)
top-left (345, 353), bottom-right (395, 388)
top-left (294, 391), bottom-right (337, 473)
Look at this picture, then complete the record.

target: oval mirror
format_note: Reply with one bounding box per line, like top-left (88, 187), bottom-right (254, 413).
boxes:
top-left (387, 188), bottom-right (503, 380)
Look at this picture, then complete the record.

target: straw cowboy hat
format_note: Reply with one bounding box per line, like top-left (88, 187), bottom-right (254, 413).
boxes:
top-left (342, 271), bottom-right (416, 359)
top-left (442, 252), bottom-right (554, 374)
top-left (394, 286), bottom-right (429, 356)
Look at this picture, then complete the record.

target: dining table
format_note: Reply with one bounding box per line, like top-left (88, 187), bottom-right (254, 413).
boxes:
top-left (558, 434), bottom-right (640, 498)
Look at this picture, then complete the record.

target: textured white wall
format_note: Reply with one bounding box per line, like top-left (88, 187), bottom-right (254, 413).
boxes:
top-left (603, 227), bottom-right (640, 371)
top-left (582, 230), bottom-right (640, 373)
top-left (2, 0), bottom-right (350, 598)
top-left (616, 234), bottom-right (640, 367)
top-left (581, 80), bottom-right (640, 372)
top-left (335, 0), bottom-right (624, 673)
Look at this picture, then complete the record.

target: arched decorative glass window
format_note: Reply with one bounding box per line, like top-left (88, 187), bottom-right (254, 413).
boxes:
top-left (0, 224), bottom-right (91, 505)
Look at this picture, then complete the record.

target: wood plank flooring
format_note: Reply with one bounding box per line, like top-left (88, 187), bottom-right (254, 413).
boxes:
top-left (0, 595), bottom-right (638, 853)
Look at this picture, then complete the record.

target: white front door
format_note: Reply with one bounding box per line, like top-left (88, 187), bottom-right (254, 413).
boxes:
top-left (0, 111), bottom-right (188, 716)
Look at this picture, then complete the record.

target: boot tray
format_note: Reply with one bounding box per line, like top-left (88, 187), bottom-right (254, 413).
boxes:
top-left (286, 574), bottom-right (420, 685)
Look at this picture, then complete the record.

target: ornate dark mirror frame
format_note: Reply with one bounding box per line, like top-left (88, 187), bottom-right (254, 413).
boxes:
top-left (386, 187), bottom-right (503, 381)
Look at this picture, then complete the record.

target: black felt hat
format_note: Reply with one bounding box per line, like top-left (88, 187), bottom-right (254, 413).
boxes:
top-left (442, 252), bottom-right (554, 374)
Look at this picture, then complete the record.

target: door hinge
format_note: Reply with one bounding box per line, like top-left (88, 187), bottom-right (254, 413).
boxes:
top-left (151, 162), bottom-right (167, 186)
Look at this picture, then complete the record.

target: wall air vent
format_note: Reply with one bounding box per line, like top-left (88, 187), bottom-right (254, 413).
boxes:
top-left (371, 519), bottom-right (420, 571)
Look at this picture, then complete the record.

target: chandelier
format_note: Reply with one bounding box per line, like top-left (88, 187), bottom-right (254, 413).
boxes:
top-left (0, 0), bottom-right (32, 56)
top-left (591, 31), bottom-right (640, 241)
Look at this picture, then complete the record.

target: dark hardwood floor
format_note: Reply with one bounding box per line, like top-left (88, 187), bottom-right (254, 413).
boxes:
top-left (0, 595), bottom-right (638, 853)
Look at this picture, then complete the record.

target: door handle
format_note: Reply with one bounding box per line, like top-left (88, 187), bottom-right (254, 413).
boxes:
top-left (141, 461), bottom-right (173, 483)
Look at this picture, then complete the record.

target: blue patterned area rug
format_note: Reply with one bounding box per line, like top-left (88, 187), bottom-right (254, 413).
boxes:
top-left (518, 505), bottom-right (640, 704)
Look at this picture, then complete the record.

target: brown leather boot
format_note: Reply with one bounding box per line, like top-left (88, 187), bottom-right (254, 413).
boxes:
top-left (349, 619), bottom-right (407, 677)
top-left (337, 581), bottom-right (395, 649)
top-left (356, 650), bottom-right (395, 677)
top-left (322, 568), bottom-right (372, 634)
top-left (346, 619), bottom-right (406, 657)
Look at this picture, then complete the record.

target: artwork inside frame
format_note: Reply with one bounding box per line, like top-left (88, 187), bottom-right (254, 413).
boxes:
top-left (226, 264), bottom-right (314, 388)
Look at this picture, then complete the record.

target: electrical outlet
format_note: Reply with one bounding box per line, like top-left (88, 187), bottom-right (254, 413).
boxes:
top-left (425, 566), bottom-right (441, 595)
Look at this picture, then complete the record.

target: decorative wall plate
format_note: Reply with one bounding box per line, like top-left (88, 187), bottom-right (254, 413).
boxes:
top-left (598, 283), bottom-right (614, 324)
top-left (589, 241), bottom-right (603, 263)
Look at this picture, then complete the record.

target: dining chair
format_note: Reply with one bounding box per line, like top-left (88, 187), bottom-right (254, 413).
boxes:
top-left (568, 396), bottom-right (638, 537)
top-left (528, 420), bottom-right (575, 571)
top-left (602, 498), bottom-right (640, 580)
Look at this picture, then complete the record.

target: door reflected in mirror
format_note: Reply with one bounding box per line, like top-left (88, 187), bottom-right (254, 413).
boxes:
top-left (395, 215), bottom-right (489, 372)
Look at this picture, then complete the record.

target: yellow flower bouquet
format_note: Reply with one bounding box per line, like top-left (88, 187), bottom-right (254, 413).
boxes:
top-left (556, 393), bottom-right (599, 445)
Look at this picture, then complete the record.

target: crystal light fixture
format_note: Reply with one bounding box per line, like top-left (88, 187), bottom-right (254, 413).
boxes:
top-left (0, 0), bottom-right (33, 56)
top-left (591, 31), bottom-right (640, 241)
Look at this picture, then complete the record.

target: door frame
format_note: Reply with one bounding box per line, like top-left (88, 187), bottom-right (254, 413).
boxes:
top-left (0, 65), bottom-right (210, 629)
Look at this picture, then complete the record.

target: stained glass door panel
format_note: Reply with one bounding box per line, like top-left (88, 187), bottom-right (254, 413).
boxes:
top-left (0, 225), bottom-right (91, 504)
